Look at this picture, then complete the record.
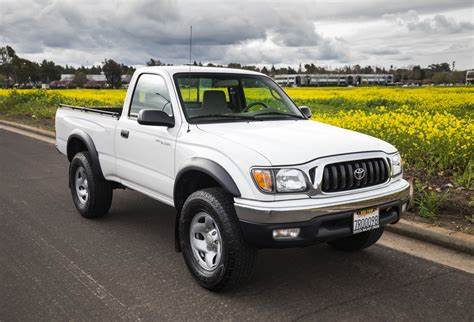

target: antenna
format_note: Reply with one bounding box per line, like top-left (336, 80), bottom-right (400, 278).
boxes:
top-left (189, 25), bottom-right (193, 67)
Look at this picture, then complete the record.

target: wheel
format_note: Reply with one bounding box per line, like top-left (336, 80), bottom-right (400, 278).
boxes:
top-left (69, 151), bottom-right (113, 218)
top-left (328, 227), bottom-right (384, 251)
top-left (179, 188), bottom-right (257, 291)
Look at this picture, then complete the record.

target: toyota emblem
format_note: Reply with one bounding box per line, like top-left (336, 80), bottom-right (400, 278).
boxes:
top-left (354, 168), bottom-right (365, 180)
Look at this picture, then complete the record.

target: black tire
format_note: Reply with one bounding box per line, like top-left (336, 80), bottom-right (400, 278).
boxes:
top-left (179, 188), bottom-right (257, 291)
top-left (328, 227), bottom-right (384, 251)
top-left (69, 151), bottom-right (113, 218)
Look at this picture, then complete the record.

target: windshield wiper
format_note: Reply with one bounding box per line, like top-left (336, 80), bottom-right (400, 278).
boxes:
top-left (189, 114), bottom-right (260, 121)
top-left (254, 111), bottom-right (304, 119)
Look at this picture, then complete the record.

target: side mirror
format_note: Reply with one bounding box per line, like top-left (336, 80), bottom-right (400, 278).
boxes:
top-left (299, 106), bottom-right (312, 119)
top-left (137, 109), bottom-right (175, 127)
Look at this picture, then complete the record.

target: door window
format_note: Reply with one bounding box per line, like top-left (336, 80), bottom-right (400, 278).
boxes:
top-left (129, 74), bottom-right (173, 117)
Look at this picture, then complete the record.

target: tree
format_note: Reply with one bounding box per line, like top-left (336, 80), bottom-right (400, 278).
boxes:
top-left (411, 65), bottom-right (424, 81)
top-left (89, 65), bottom-right (102, 74)
top-left (270, 65), bottom-right (276, 75)
top-left (40, 60), bottom-right (61, 83)
top-left (242, 65), bottom-right (259, 72)
top-left (432, 72), bottom-right (449, 84)
top-left (227, 63), bottom-right (241, 69)
top-left (13, 58), bottom-right (41, 85)
top-left (102, 59), bottom-right (122, 88)
top-left (72, 71), bottom-right (87, 88)
top-left (0, 74), bottom-right (7, 88)
top-left (450, 71), bottom-right (465, 84)
top-left (0, 46), bottom-right (17, 85)
top-left (146, 58), bottom-right (162, 66)
top-left (428, 63), bottom-right (451, 72)
top-left (304, 63), bottom-right (317, 74)
top-left (121, 64), bottom-right (135, 76)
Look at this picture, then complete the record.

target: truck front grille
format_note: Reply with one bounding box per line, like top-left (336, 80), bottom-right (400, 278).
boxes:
top-left (321, 158), bottom-right (389, 193)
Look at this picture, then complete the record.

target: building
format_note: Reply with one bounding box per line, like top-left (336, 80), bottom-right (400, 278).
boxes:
top-left (466, 70), bottom-right (474, 85)
top-left (274, 73), bottom-right (394, 87)
top-left (52, 73), bottom-right (132, 88)
top-left (84, 73), bottom-right (107, 88)
top-left (60, 74), bottom-right (75, 82)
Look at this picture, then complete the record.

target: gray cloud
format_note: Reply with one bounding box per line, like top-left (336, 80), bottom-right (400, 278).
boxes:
top-left (385, 10), bottom-right (474, 33)
top-left (0, 0), bottom-right (473, 68)
top-left (365, 48), bottom-right (401, 55)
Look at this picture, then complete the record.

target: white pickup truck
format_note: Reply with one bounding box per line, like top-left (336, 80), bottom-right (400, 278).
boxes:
top-left (56, 66), bottom-right (410, 291)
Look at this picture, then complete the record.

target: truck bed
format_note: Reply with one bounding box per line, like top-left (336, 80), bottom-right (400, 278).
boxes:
top-left (55, 104), bottom-right (122, 179)
top-left (59, 104), bottom-right (122, 118)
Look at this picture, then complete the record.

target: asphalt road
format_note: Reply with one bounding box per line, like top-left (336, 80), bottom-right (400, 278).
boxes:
top-left (0, 129), bottom-right (473, 321)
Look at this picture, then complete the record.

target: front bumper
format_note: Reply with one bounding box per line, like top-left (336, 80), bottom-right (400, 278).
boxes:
top-left (235, 179), bottom-right (410, 248)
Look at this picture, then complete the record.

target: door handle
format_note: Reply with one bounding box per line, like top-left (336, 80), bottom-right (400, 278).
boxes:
top-left (120, 129), bottom-right (129, 138)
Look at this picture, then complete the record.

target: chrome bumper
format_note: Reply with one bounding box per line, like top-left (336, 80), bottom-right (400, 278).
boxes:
top-left (234, 179), bottom-right (410, 224)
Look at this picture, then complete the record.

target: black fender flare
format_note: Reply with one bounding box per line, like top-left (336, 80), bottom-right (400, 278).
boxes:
top-left (67, 129), bottom-right (105, 179)
top-left (174, 158), bottom-right (241, 204)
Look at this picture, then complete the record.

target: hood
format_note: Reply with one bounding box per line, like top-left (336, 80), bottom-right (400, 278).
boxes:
top-left (197, 120), bottom-right (396, 165)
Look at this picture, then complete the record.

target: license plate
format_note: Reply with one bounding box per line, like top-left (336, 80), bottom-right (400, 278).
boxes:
top-left (353, 208), bottom-right (379, 234)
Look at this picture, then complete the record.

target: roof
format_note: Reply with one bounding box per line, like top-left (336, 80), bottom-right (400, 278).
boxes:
top-left (60, 74), bottom-right (75, 81)
top-left (86, 74), bottom-right (107, 82)
top-left (136, 65), bottom-right (265, 76)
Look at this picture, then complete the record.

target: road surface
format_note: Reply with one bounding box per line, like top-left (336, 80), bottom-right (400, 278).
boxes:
top-left (0, 129), bottom-right (472, 321)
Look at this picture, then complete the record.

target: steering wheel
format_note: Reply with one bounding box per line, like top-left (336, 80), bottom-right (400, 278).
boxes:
top-left (242, 101), bottom-right (270, 112)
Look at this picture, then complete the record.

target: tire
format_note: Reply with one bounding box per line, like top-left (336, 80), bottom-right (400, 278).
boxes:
top-left (69, 151), bottom-right (113, 218)
top-left (328, 227), bottom-right (384, 251)
top-left (179, 188), bottom-right (257, 291)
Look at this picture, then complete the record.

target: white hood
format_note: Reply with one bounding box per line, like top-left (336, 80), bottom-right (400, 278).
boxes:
top-left (197, 120), bottom-right (396, 165)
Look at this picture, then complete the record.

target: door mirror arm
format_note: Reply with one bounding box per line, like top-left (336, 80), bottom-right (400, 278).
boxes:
top-left (299, 106), bottom-right (312, 119)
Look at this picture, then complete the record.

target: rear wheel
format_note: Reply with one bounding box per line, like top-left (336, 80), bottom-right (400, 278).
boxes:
top-left (69, 151), bottom-right (113, 218)
top-left (328, 227), bottom-right (384, 251)
top-left (179, 188), bottom-right (257, 291)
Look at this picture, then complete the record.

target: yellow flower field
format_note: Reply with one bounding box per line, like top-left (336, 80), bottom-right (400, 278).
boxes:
top-left (289, 87), bottom-right (474, 177)
top-left (0, 87), bottom-right (472, 180)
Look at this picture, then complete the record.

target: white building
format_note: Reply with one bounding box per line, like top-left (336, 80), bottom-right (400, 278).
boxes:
top-left (466, 70), bottom-right (474, 85)
top-left (60, 74), bottom-right (75, 82)
top-left (86, 73), bottom-right (107, 82)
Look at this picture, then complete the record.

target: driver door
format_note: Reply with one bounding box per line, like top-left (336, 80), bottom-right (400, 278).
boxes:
top-left (115, 73), bottom-right (177, 202)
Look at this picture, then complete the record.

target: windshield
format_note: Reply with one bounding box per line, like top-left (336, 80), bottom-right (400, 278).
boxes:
top-left (174, 73), bottom-right (305, 123)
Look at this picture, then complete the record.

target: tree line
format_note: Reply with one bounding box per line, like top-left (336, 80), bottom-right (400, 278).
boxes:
top-left (0, 45), bottom-right (469, 88)
top-left (0, 46), bottom-right (133, 88)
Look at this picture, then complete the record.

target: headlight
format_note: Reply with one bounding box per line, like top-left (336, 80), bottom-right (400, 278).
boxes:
top-left (275, 169), bottom-right (307, 192)
top-left (251, 168), bottom-right (307, 193)
top-left (389, 152), bottom-right (402, 177)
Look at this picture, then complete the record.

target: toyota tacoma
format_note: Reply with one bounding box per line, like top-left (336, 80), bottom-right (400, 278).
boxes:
top-left (55, 66), bottom-right (410, 291)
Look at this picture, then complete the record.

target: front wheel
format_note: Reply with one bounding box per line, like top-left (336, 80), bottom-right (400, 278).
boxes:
top-left (179, 188), bottom-right (257, 291)
top-left (328, 227), bottom-right (384, 251)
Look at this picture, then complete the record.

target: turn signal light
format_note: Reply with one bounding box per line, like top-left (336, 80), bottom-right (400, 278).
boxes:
top-left (251, 169), bottom-right (273, 192)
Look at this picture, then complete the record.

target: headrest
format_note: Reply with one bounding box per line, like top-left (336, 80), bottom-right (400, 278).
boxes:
top-left (202, 90), bottom-right (228, 113)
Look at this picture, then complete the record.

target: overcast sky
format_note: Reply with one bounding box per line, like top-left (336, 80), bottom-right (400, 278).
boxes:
top-left (1, 0), bottom-right (473, 69)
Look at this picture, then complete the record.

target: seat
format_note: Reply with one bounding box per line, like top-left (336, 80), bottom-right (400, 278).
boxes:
top-left (201, 90), bottom-right (231, 114)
